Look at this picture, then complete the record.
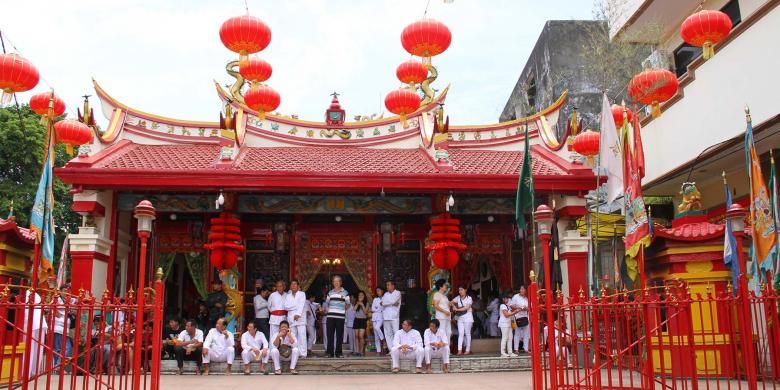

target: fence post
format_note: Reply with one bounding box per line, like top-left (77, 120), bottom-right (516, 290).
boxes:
top-left (151, 268), bottom-right (164, 390)
top-left (529, 271), bottom-right (542, 390)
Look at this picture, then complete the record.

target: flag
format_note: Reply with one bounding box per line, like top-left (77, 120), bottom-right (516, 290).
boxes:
top-left (623, 108), bottom-right (651, 282)
top-left (770, 152), bottom-right (780, 285)
top-left (515, 125), bottom-right (534, 238)
top-left (56, 234), bottom-right (69, 288)
top-left (30, 122), bottom-right (56, 276)
top-left (550, 214), bottom-right (563, 290)
top-left (744, 113), bottom-right (777, 276)
top-left (599, 94), bottom-right (623, 204)
top-left (632, 105), bottom-right (645, 179)
top-left (723, 177), bottom-right (740, 294)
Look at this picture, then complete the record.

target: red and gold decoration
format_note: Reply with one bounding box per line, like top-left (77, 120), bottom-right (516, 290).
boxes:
top-left (611, 104), bottom-right (634, 128)
top-left (239, 57), bottom-right (273, 85)
top-left (396, 59), bottom-right (429, 89)
top-left (219, 15), bottom-right (272, 65)
top-left (53, 119), bottom-right (93, 155)
top-left (572, 129), bottom-right (600, 165)
top-left (401, 19), bottom-right (452, 65)
top-left (0, 53), bottom-right (39, 103)
top-left (425, 213), bottom-right (466, 270)
top-left (384, 88), bottom-right (420, 127)
top-left (680, 9), bottom-right (732, 60)
top-left (205, 212), bottom-right (244, 270)
top-left (29, 91), bottom-right (66, 124)
top-left (244, 84), bottom-right (280, 121)
top-left (628, 68), bottom-right (679, 118)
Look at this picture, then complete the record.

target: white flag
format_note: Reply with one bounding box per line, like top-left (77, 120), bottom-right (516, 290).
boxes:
top-left (599, 94), bottom-right (623, 204)
top-left (56, 234), bottom-right (69, 288)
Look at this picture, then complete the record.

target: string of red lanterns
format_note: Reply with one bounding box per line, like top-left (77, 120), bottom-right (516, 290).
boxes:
top-left (426, 213), bottom-right (466, 270)
top-left (205, 212), bottom-right (244, 271)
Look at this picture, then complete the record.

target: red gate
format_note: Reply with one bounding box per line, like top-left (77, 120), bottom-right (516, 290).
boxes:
top-left (529, 277), bottom-right (780, 389)
top-left (0, 272), bottom-right (165, 390)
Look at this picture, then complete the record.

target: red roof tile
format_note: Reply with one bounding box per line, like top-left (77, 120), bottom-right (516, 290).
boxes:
top-left (233, 147), bottom-right (438, 174)
top-left (97, 144), bottom-right (222, 170)
top-left (0, 217), bottom-right (36, 244)
top-left (447, 149), bottom-right (565, 176)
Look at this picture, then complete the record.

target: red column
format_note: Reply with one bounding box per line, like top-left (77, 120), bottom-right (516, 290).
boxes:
top-left (560, 251), bottom-right (587, 294)
top-left (70, 251), bottom-right (109, 292)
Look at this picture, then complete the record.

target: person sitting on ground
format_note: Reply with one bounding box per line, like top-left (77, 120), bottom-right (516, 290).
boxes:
top-left (390, 319), bottom-right (425, 374)
top-left (202, 318), bottom-right (234, 375)
top-left (270, 320), bottom-right (300, 375)
top-left (241, 321), bottom-right (269, 375)
top-left (162, 317), bottom-right (183, 359)
top-left (423, 319), bottom-right (450, 374)
top-left (174, 319), bottom-right (204, 375)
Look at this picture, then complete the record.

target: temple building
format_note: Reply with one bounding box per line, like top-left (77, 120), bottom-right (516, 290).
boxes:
top-left (55, 75), bottom-right (598, 319)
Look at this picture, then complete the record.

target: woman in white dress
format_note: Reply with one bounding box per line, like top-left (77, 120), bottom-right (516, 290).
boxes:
top-left (432, 279), bottom-right (452, 340)
top-left (371, 287), bottom-right (385, 355)
top-left (451, 286), bottom-right (474, 355)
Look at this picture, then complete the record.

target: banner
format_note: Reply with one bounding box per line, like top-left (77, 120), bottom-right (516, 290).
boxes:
top-left (599, 94), bottom-right (623, 203)
top-left (515, 125), bottom-right (534, 238)
top-left (745, 115), bottom-right (777, 273)
top-left (623, 110), bottom-right (651, 281)
top-left (30, 124), bottom-right (56, 275)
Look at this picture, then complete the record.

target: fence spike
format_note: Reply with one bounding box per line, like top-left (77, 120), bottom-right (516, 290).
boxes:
top-left (529, 270), bottom-right (537, 282)
top-left (156, 267), bottom-right (164, 281)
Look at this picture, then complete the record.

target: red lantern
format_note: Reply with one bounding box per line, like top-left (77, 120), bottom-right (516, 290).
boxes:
top-left (0, 54), bottom-right (39, 102)
top-left (572, 129), bottom-right (600, 165)
top-left (628, 69), bottom-right (679, 118)
top-left (244, 84), bottom-right (280, 121)
top-left (219, 15), bottom-right (272, 64)
top-left (432, 248), bottom-right (459, 270)
top-left (384, 88), bottom-right (421, 127)
top-left (29, 91), bottom-right (66, 118)
top-left (205, 212), bottom-right (244, 271)
top-left (396, 59), bottom-right (428, 88)
top-left (610, 104), bottom-right (634, 128)
top-left (401, 19), bottom-right (452, 64)
top-left (54, 120), bottom-right (93, 155)
top-left (681, 10), bottom-right (732, 60)
top-left (240, 57), bottom-right (273, 84)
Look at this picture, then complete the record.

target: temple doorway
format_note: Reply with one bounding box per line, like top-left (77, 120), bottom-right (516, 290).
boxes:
top-left (162, 253), bottom-right (200, 320)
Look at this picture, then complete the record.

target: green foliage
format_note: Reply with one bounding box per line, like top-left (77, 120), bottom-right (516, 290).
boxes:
top-left (0, 104), bottom-right (80, 257)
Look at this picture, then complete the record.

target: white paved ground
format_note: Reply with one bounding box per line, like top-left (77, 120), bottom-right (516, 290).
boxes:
top-left (159, 371), bottom-right (533, 389)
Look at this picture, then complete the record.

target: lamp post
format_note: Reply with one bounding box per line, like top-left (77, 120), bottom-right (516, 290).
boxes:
top-left (726, 203), bottom-right (758, 389)
top-left (534, 204), bottom-right (557, 389)
top-left (133, 200), bottom-right (155, 390)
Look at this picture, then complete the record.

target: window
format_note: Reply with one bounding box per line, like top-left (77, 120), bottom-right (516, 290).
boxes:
top-left (673, 0), bottom-right (741, 77)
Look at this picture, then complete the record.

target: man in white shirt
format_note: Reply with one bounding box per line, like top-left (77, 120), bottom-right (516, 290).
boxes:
top-left (423, 319), bottom-right (450, 374)
top-left (202, 318), bottom-right (235, 375)
top-left (240, 322), bottom-right (269, 375)
top-left (306, 295), bottom-right (319, 353)
top-left (382, 281), bottom-right (401, 349)
top-left (284, 280), bottom-right (308, 357)
top-left (253, 286), bottom-right (271, 341)
top-left (390, 320), bottom-right (424, 374)
top-left (268, 280), bottom-right (288, 337)
top-left (270, 320), bottom-right (300, 375)
top-left (510, 286), bottom-right (530, 354)
top-left (174, 320), bottom-right (204, 375)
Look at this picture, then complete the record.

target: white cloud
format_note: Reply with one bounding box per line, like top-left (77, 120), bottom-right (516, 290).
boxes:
top-left (2, 0), bottom-right (593, 124)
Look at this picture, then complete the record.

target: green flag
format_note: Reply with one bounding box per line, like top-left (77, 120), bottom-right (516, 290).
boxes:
top-left (515, 125), bottom-right (534, 237)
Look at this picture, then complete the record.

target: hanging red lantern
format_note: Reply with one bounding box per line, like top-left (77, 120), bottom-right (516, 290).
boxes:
top-left (610, 104), bottom-right (634, 128)
top-left (432, 248), bottom-right (460, 270)
top-left (29, 91), bottom-right (66, 118)
top-left (680, 10), bottom-right (732, 60)
top-left (425, 213), bottom-right (466, 270)
top-left (396, 59), bottom-right (429, 89)
top-left (205, 212), bottom-right (244, 271)
top-left (628, 69), bottom-right (679, 118)
top-left (401, 19), bottom-right (452, 64)
top-left (240, 57), bottom-right (273, 85)
top-left (244, 84), bottom-right (280, 121)
top-left (54, 120), bottom-right (93, 154)
top-left (0, 54), bottom-right (39, 103)
top-left (219, 15), bottom-right (272, 64)
top-left (384, 88), bottom-right (420, 127)
top-left (572, 129), bottom-right (600, 165)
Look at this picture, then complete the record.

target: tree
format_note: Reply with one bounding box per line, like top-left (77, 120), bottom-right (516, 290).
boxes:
top-left (0, 105), bottom-right (80, 260)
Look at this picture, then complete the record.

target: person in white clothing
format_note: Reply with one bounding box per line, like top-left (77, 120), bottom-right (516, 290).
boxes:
top-left (268, 280), bottom-right (288, 337)
top-left (498, 293), bottom-right (520, 357)
top-left (345, 297), bottom-right (356, 354)
top-left (432, 279), bottom-right (452, 340)
top-left (306, 295), bottom-right (319, 353)
top-left (390, 320), bottom-right (424, 374)
top-left (202, 318), bottom-right (235, 375)
top-left (423, 319), bottom-right (450, 374)
top-left (371, 286), bottom-right (386, 355)
top-left (510, 286), bottom-right (530, 354)
top-left (270, 320), bottom-right (300, 375)
top-left (284, 280), bottom-right (308, 357)
top-left (240, 322), bottom-right (269, 375)
top-left (543, 320), bottom-right (571, 367)
top-left (23, 289), bottom-right (48, 378)
top-left (252, 286), bottom-right (271, 340)
top-left (451, 286), bottom-right (474, 355)
top-left (486, 293), bottom-right (500, 337)
top-left (381, 281), bottom-right (401, 349)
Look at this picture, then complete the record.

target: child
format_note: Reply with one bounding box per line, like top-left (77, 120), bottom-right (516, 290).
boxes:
top-left (498, 292), bottom-right (519, 357)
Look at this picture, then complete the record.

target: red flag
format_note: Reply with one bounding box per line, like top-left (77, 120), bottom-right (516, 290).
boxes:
top-left (632, 105), bottom-right (645, 179)
top-left (623, 111), bottom-right (650, 282)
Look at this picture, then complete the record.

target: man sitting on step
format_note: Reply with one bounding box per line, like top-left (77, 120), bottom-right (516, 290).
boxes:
top-left (270, 320), bottom-right (300, 375)
top-left (423, 319), bottom-right (450, 374)
top-left (241, 321), bottom-right (269, 375)
top-left (390, 319), bottom-right (424, 374)
top-left (202, 318), bottom-right (235, 375)
top-left (173, 319), bottom-right (204, 375)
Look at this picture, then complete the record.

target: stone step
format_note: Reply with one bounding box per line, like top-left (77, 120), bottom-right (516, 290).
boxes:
top-left (161, 354), bottom-right (531, 375)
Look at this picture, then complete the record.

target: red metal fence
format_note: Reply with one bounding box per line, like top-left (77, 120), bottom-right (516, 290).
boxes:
top-left (0, 275), bottom-right (164, 390)
top-left (529, 278), bottom-right (780, 390)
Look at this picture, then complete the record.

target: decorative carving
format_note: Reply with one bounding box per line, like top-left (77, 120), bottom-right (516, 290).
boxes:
top-left (246, 250), bottom-right (290, 287)
top-left (373, 128), bottom-right (380, 136)
top-left (320, 129), bottom-right (351, 139)
top-left (378, 250), bottom-right (420, 290)
top-left (238, 195), bottom-right (432, 214)
top-left (225, 60), bottom-right (246, 104)
top-left (118, 194), bottom-right (217, 212)
top-left (356, 129), bottom-right (364, 138)
top-left (678, 182), bottom-right (703, 213)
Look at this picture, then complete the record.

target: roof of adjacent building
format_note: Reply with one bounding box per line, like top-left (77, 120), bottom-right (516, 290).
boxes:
top-left (0, 217), bottom-right (36, 246)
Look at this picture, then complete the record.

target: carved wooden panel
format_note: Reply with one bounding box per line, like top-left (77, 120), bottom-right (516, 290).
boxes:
top-left (245, 249), bottom-right (289, 287)
top-left (378, 243), bottom-right (420, 288)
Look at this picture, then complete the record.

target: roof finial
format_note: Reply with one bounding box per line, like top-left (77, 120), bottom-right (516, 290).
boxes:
top-left (7, 200), bottom-right (13, 219)
top-left (745, 105), bottom-right (752, 123)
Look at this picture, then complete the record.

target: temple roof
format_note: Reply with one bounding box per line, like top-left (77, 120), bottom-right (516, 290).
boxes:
top-left (0, 217), bottom-right (36, 245)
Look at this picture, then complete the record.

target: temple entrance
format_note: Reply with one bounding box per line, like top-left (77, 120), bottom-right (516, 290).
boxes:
top-left (306, 273), bottom-right (359, 301)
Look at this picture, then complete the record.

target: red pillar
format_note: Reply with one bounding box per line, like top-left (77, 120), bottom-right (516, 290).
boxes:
top-left (560, 251), bottom-right (587, 295)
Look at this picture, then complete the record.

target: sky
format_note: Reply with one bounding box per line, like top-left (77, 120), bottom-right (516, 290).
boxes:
top-left (2, 0), bottom-right (595, 126)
